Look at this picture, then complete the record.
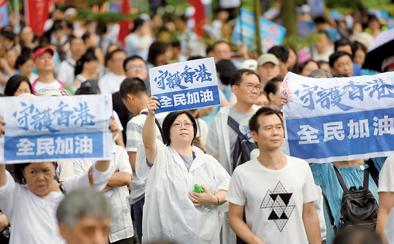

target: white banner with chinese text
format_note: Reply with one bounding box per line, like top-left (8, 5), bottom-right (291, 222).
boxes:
top-left (0, 95), bottom-right (113, 163)
top-left (283, 72), bottom-right (394, 163)
top-left (149, 57), bottom-right (220, 113)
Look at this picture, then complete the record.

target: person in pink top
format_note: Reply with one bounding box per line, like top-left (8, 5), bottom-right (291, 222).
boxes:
top-left (31, 47), bottom-right (64, 95)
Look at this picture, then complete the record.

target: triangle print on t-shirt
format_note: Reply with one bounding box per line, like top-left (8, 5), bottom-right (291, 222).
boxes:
top-left (260, 181), bottom-right (295, 232)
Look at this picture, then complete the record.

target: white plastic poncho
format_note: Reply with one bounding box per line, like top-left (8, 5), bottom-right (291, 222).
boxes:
top-left (141, 140), bottom-right (231, 244)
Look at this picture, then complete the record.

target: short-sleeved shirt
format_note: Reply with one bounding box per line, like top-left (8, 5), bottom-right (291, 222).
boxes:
top-left (227, 156), bottom-right (318, 244)
top-left (126, 110), bottom-right (166, 201)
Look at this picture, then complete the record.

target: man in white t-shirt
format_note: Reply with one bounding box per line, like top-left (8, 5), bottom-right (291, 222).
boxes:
top-left (377, 154), bottom-right (394, 244)
top-left (57, 35), bottom-right (86, 88)
top-left (99, 49), bottom-right (126, 94)
top-left (32, 47), bottom-right (65, 94)
top-left (227, 107), bottom-right (321, 244)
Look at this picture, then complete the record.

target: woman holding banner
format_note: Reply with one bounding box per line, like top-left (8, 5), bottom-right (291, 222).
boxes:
top-left (140, 96), bottom-right (230, 244)
top-left (0, 118), bottom-right (114, 244)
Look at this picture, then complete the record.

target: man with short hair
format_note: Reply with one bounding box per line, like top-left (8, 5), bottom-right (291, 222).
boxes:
top-left (207, 69), bottom-right (261, 174)
top-left (120, 77), bottom-right (166, 243)
top-left (57, 35), bottom-right (86, 88)
top-left (212, 40), bottom-right (232, 62)
top-left (329, 51), bottom-right (353, 77)
top-left (113, 55), bottom-right (149, 143)
top-left (57, 188), bottom-right (112, 244)
top-left (32, 47), bottom-right (65, 94)
top-left (207, 69), bottom-right (261, 244)
top-left (99, 48), bottom-right (127, 94)
top-left (227, 107), bottom-right (321, 244)
top-left (267, 46), bottom-right (290, 79)
top-left (256, 53), bottom-right (280, 87)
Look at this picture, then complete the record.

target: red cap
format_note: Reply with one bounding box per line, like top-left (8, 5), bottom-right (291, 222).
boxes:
top-left (33, 47), bottom-right (54, 60)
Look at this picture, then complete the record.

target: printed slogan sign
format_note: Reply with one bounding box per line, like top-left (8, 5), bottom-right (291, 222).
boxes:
top-left (149, 57), bottom-right (220, 113)
top-left (283, 72), bottom-right (394, 163)
top-left (0, 95), bottom-right (113, 163)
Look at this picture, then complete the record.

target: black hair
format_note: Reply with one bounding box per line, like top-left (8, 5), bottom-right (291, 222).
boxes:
top-left (75, 80), bottom-right (100, 95)
top-left (4, 75), bottom-right (32, 96)
top-left (216, 59), bottom-right (237, 85)
top-left (313, 16), bottom-right (328, 25)
top-left (131, 18), bottom-right (146, 32)
top-left (230, 69), bottom-right (261, 86)
top-left (264, 79), bottom-right (282, 101)
top-left (249, 107), bottom-right (283, 133)
top-left (82, 32), bottom-right (91, 42)
top-left (119, 77), bottom-right (147, 100)
top-left (162, 111), bottom-right (197, 146)
top-left (205, 45), bottom-right (213, 56)
top-left (267, 45), bottom-right (289, 63)
top-left (69, 34), bottom-right (81, 45)
top-left (1, 29), bottom-right (16, 41)
top-left (147, 41), bottom-right (170, 66)
top-left (51, 20), bottom-right (64, 33)
top-left (351, 41), bottom-right (367, 58)
top-left (104, 48), bottom-right (126, 67)
top-left (123, 55), bottom-right (146, 71)
top-left (297, 59), bottom-right (319, 75)
top-left (334, 39), bottom-right (353, 52)
top-left (171, 40), bottom-right (181, 49)
top-left (329, 51), bottom-right (352, 68)
top-left (212, 40), bottom-right (230, 51)
top-left (74, 48), bottom-right (99, 77)
top-left (15, 48), bottom-right (33, 69)
top-left (187, 55), bottom-right (205, 61)
top-left (13, 162), bottom-right (57, 184)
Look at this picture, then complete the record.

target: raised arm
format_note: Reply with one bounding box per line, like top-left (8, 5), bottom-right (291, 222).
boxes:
top-left (142, 96), bottom-right (160, 164)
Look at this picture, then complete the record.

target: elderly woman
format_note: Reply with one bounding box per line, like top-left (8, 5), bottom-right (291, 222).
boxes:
top-left (140, 97), bottom-right (230, 244)
top-left (0, 118), bottom-right (114, 244)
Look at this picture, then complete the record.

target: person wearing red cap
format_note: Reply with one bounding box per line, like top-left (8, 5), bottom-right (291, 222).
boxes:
top-left (31, 47), bottom-right (65, 95)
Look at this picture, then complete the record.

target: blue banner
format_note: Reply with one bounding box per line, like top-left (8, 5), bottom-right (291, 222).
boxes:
top-left (0, 95), bottom-right (113, 163)
top-left (149, 57), bottom-right (220, 113)
top-left (283, 72), bottom-right (394, 163)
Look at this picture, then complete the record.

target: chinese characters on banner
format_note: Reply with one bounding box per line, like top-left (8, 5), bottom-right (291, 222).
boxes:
top-left (282, 72), bottom-right (394, 163)
top-left (0, 95), bottom-right (113, 163)
top-left (149, 57), bottom-right (221, 113)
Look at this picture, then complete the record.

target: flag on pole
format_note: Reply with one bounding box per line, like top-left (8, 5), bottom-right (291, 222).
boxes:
top-left (118, 0), bottom-right (131, 46)
top-left (188, 0), bottom-right (206, 37)
top-left (24, 0), bottom-right (50, 35)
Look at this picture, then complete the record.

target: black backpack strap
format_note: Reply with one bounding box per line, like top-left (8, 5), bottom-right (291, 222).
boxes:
top-left (141, 111), bottom-right (164, 140)
top-left (322, 191), bottom-right (337, 232)
top-left (363, 166), bottom-right (370, 191)
top-left (333, 165), bottom-right (349, 193)
top-left (366, 159), bottom-right (379, 186)
top-left (227, 115), bottom-right (250, 140)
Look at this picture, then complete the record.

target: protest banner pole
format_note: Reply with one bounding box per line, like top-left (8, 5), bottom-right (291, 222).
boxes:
top-left (13, 0), bottom-right (19, 33)
top-left (253, 0), bottom-right (262, 55)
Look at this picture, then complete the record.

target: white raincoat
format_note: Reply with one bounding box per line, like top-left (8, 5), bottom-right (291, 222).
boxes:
top-left (141, 140), bottom-right (230, 244)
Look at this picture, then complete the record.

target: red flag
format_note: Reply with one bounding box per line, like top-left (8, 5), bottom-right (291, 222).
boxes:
top-left (188, 0), bottom-right (206, 36)
top-left (24, 0), bottom-right (50, 35)
top-left (118, 0), bottom-right (131, 46)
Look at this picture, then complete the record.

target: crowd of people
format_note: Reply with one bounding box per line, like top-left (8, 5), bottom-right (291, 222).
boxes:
top-left (0, 1), bottom-right (394, 244)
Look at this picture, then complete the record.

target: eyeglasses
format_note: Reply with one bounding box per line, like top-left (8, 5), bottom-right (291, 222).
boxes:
top-left (172, 122), bottom-right (194, 129)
